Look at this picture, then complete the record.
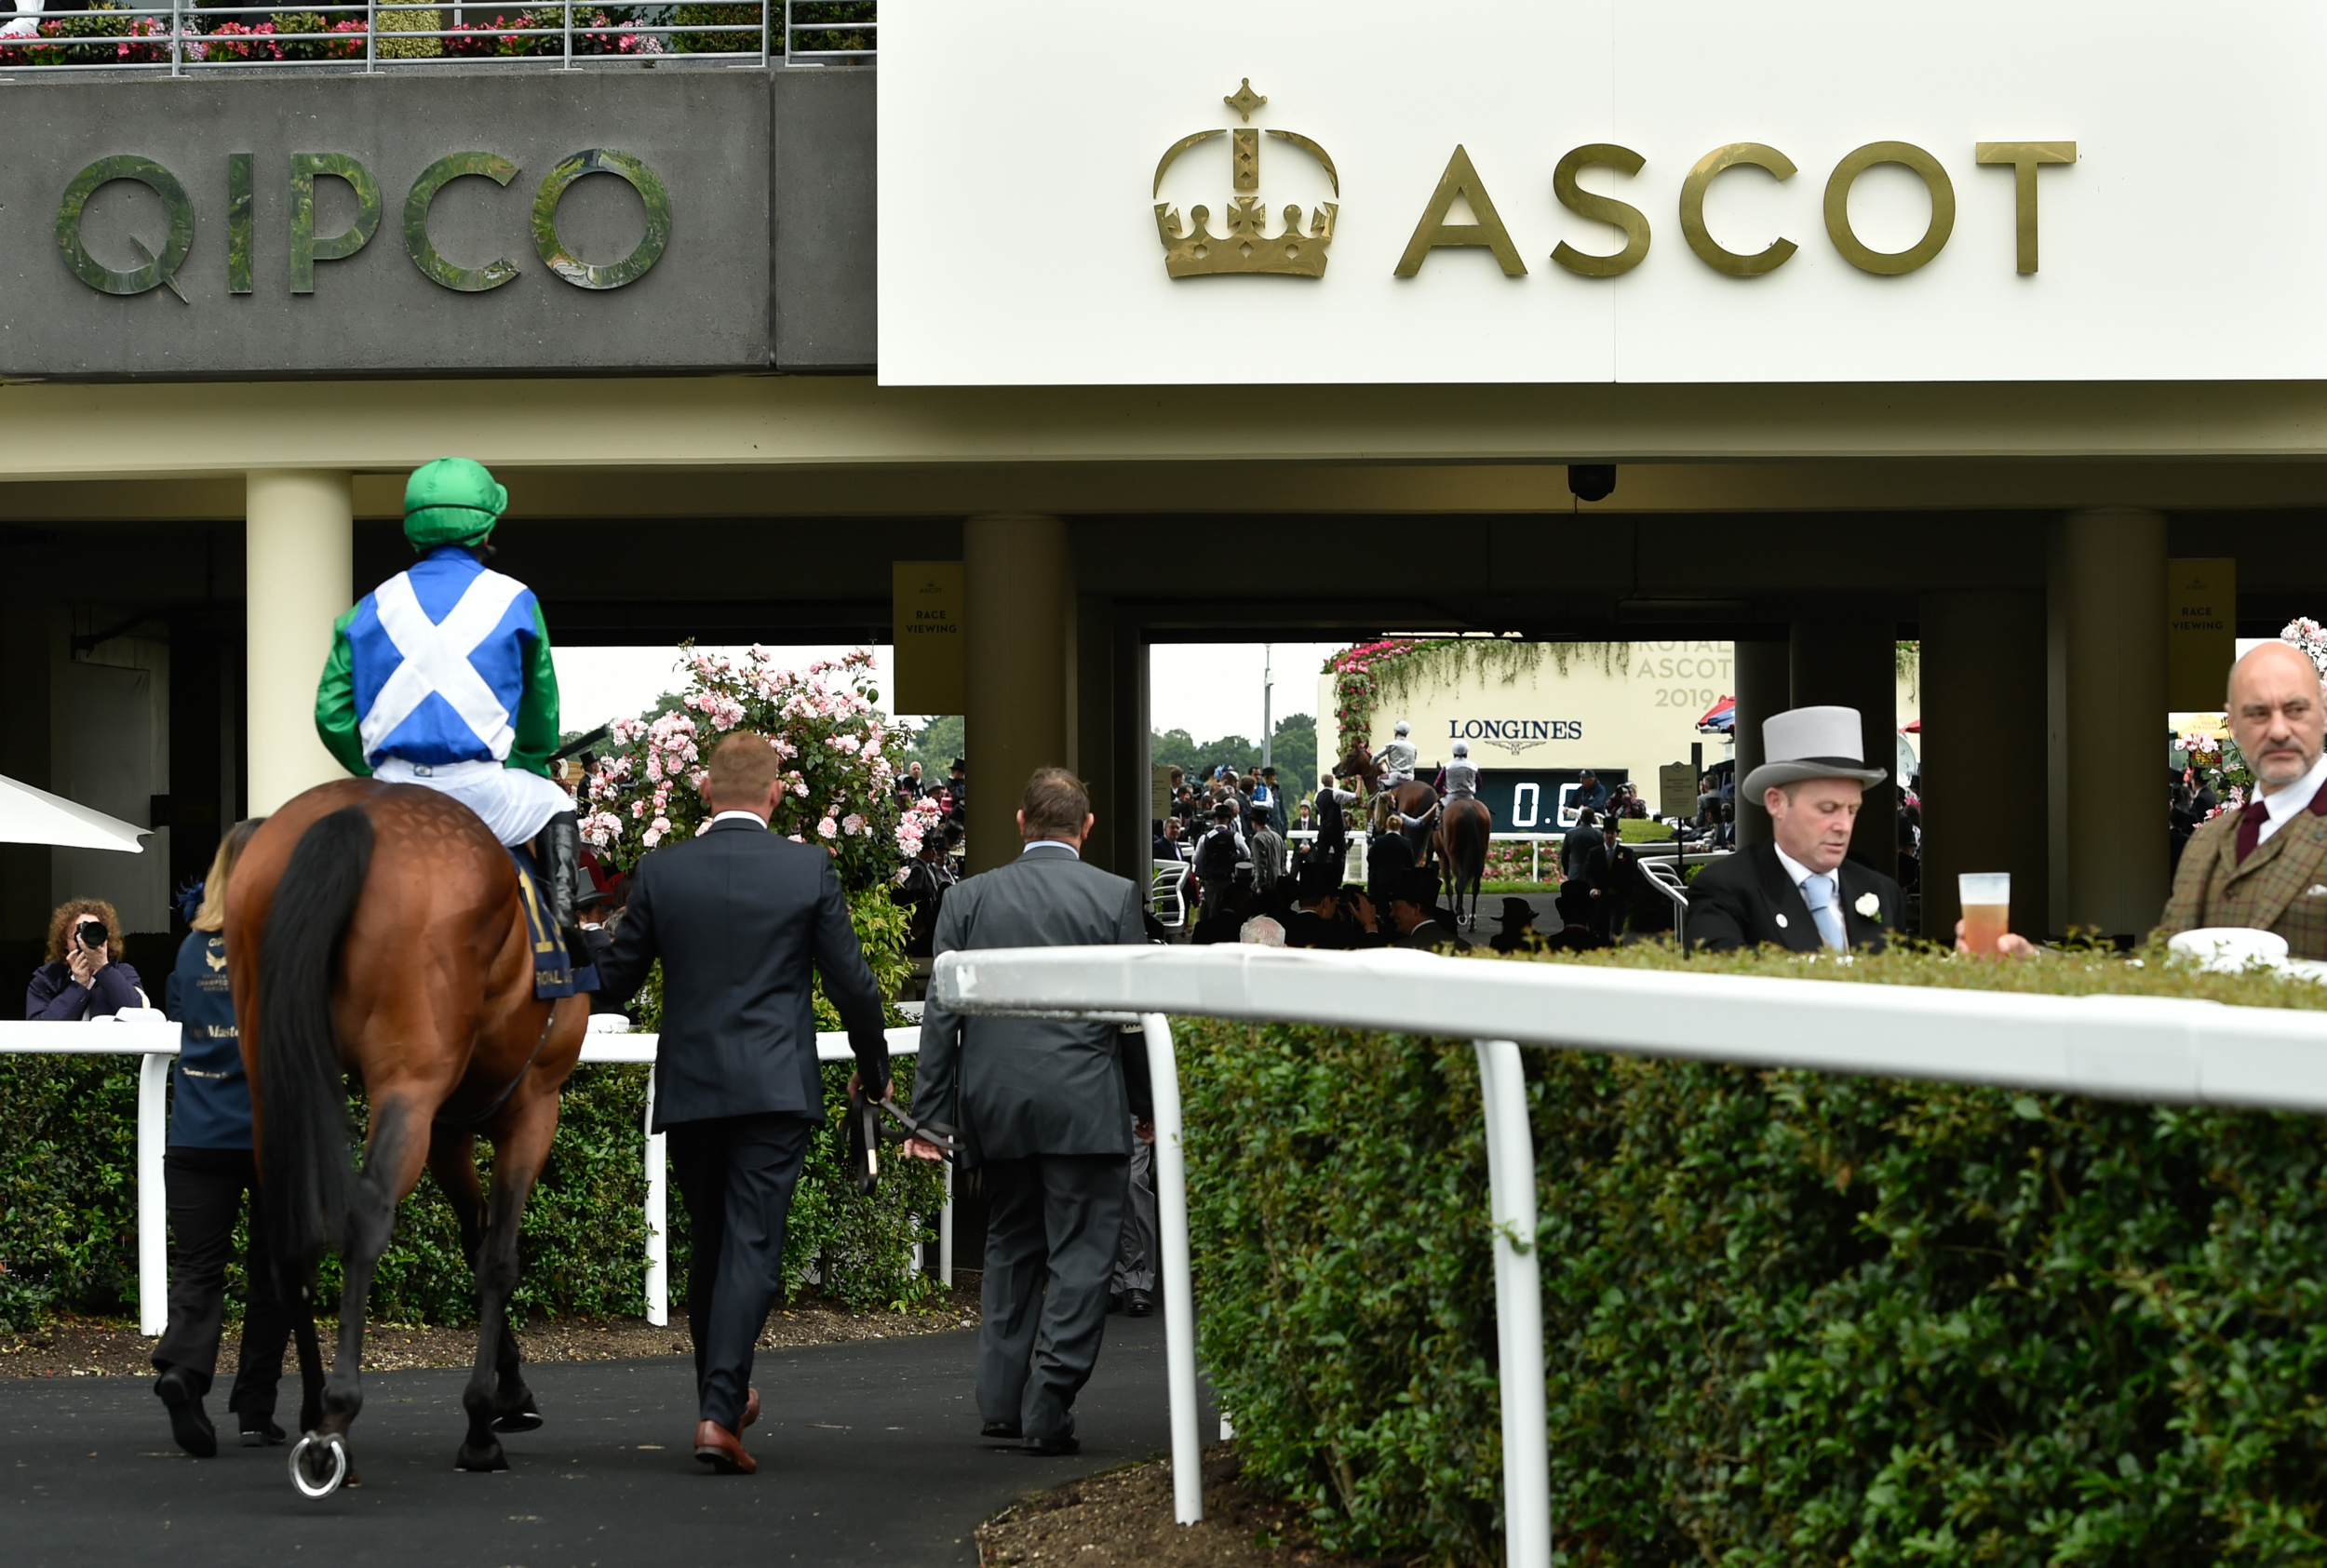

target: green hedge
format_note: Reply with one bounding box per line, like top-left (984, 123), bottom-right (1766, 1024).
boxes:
top-left (1179, 949), bottom-right (2327, 1565)
top-left (0, 1055), bottom-right (944, 1331)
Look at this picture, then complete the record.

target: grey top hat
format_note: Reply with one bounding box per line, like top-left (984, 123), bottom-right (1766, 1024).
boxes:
top-left (1741, 705), bottom-right (1890, 797)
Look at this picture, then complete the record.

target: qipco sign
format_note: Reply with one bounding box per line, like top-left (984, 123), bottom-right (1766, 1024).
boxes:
top-left (54, 147), bottom-right (671, 301)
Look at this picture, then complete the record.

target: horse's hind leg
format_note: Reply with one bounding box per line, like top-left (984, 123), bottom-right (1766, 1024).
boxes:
top-left (318, 1090), bottom-right (431, 1458)
top-left (456, 1088), bottom-right (558, 1472)
top-left (429, 1130), bottom-right (538, 1446)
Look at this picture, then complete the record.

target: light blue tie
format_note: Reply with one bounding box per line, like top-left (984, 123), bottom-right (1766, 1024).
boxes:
top-left (1802, 873), bottom-right (1848, 952)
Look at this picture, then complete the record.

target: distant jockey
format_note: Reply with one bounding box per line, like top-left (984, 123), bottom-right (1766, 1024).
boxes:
top-left (1378, 721), bottom-right (1419, 791)
top-left (313, 457), bottom-right (583, 943)
top-left (1442, 740), bottom-right (1479, 800)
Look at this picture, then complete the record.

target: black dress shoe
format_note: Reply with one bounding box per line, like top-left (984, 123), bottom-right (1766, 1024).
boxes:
top-left (980, 1421), bottom-right (1022, 1441)
top-left (1126, 1288), bottom-right (1152, 1319)
top-left (1022, 1434), bottom-right (1081, 1456)
top-left (239, 1421), bottom-right (288, 1448)
top-left (154, 1366), bottom-right (217, 1458)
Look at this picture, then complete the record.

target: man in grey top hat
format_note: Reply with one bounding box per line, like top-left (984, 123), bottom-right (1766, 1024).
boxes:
top-left (1688, 705), bottom-right (1904, 953)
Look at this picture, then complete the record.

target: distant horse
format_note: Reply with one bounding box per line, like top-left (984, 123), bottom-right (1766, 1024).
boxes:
top-left (228, 780), bottom-right (588, 1496)
top-left (1335, 742), bottom-right (1440, 862)
top-left (1437, 797), bottom-right (1493, 930)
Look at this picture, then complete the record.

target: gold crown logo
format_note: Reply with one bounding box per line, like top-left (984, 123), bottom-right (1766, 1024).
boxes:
top-left (1153, 80), bottom-right (1339, 280)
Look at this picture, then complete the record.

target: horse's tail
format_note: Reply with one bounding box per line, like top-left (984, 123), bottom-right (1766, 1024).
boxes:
top-left (257, 804), bottom-right (373, 1276)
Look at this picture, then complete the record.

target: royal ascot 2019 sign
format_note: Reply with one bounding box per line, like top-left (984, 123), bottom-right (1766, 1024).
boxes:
top-left (879, 0), bottom-right (2327, 386)
top-left (0, 72), bottom-right (767, 377)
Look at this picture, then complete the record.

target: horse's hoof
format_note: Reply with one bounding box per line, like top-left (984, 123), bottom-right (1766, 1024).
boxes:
top-left (455, 1439), bottom-right (510, 1473)
top-left (289, 1431), bottom-right (349, 1499)
top-left (491, 1390), bottom-right (543, 1433)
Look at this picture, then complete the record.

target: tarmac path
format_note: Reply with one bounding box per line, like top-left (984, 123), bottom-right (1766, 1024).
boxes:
top-left (1, 1312), bottom-right (1200, 1567)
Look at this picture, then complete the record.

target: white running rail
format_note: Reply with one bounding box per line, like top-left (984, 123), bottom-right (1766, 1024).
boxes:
top-left (0, 1020), bottom-right (928, 1336)
top-left (926, 943), bottom-right (2327, 1568)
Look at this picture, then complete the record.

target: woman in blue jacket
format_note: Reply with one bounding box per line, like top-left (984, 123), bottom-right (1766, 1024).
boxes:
top-left (151, 820), bottom-right (322, 1457)
top-left (24, 897), bottom-right (143, 1019)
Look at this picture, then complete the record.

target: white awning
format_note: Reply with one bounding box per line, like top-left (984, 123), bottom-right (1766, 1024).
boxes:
top-left (0, 772), bottom-right (149, 852)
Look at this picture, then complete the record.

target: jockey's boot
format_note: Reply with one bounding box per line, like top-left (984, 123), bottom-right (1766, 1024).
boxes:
top-left (544, 810), bottom-right (584, 942)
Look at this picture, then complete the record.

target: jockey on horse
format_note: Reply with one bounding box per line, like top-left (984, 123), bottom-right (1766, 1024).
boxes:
top-left (313, 455), bottom-right (585, 945)
top-left (1339, 721), bottom-right (1440, 859)
top-left (1435, 742), bottom-right (1493, 930)
top-left (230, 457), bottom-right (593, 1496)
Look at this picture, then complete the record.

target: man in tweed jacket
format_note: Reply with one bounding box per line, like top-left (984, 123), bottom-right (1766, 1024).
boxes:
top-left (2159, 641), bottom-right (2327, 957)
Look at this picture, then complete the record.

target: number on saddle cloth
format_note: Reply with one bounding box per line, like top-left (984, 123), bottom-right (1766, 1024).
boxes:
top-left (508, 846), bottom-right (596, 1000)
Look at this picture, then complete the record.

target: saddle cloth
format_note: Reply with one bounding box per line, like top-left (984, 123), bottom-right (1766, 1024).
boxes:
top-left (510, 846), bottom-right (598, 1000)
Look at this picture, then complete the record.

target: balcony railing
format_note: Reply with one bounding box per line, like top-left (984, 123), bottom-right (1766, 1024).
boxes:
top-left (0, 0), bottom-right (872, 74)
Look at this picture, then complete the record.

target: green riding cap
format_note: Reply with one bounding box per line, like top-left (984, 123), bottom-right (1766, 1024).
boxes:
top-left (403, 456), bottom-right (509, 550)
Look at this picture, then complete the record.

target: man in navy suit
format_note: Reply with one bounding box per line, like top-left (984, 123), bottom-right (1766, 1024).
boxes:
top-left (597, 730), bottom-right (892, 1474)
top-left (1688, 706), bottom-right (1904, 953)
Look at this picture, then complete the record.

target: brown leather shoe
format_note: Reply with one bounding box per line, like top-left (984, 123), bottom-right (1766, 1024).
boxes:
top-left (693, 1419), bottom-right (755, 1475)
top-left (742, 1387), bottom-right (760, 1428)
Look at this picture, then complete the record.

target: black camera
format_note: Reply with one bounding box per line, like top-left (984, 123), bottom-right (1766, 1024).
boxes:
top-left (75, 918), bottom-right (108, 949)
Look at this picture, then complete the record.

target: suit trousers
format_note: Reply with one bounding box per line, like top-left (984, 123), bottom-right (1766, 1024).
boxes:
top-left (151, 1147), bottom-right (318, 1426)
top-left (979, 1152), bottom-right (1129, 1440)
top-left (668, 1111), bottom-right (814, 1432)
top-left (1111, 1132), bottom-right (1157, 1296)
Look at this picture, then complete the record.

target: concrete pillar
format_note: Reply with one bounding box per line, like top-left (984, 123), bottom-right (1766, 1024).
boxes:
top-left (963, 514), bottom-right (1069, 875)
top-left (1112, 615), bottom-right (1150, 884)
top-left (1731, 639), bottom-right (1789, 847)
top-left (2048, 509), bottom-right (2168, 941)
top-left (1789, 620), bottom-right (1899, 877)
top-left (1919, 591), bottom-right (2048, 942)
top-left (1073, 594), bottom-right (1119, 875)
top-left (246, 470), bottom-right (353, 814)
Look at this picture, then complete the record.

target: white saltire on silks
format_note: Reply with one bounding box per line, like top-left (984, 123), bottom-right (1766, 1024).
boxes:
top-left (358, 568), bottom-right (529, 764)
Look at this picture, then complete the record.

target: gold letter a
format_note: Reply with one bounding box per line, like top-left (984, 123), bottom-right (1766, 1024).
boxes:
top-left (1394, 145), bottom-right (1527, 277)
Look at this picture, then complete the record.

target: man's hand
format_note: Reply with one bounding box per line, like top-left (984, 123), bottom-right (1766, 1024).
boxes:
top-left (1134, 1118), bottom-right (1155, 1145)
top-left (901, 1137), bottom-right (947, 1162)
top-left (1954, 918), bottom-right (2038, 958)
top-left (846, 1070), bottom-right (894, 1105)
top-left (66, 945), bottom-right (99, 987)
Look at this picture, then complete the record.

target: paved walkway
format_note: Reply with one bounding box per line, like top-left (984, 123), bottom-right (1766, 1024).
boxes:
top-left (1, 1313), bottom-right (1201, 1567)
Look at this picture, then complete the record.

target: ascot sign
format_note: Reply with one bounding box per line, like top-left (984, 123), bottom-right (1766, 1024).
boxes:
top-left (1156, 80), bottom-right (2068, 283)
top-left (880, 0), bottom-right (2324, 386)
top-left (53, 147), bottom-right (670, 301)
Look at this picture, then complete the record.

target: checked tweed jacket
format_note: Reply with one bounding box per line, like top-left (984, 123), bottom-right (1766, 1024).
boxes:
top-left (2159, 788), bottom-right (2327, 958)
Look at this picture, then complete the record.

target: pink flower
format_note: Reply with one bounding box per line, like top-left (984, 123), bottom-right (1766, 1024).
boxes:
top-left (816, 816), bottom-right (839, 839)
top-left (842, 813), bottom-right (868, 837)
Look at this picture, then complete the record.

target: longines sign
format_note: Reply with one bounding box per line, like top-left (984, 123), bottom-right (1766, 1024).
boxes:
top-left (880, 0), bottom-right (2314, 385)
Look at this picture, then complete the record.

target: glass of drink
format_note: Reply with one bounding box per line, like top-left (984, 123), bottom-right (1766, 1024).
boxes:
top-left (1959, 873), bottom-right (2011, 956)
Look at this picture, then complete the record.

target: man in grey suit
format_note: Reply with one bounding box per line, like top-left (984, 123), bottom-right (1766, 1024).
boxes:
top-left (597, 731), bottom-right (892, 1475)
top-left (908, 767), bottom-right (1149, 1456)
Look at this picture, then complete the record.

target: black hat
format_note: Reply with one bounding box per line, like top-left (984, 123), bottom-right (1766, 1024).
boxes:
top-left (1500, 896), bottom-right (1535, 918)
top-left (950, 758), bottom-right (966, 771)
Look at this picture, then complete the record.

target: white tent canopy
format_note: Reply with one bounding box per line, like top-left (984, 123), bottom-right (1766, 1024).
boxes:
top-left (0, 772), bottom-right (149, 852)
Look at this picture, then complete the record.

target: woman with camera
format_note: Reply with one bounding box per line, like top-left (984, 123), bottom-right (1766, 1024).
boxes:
top-left (24, 898), bottom-right (143, 1019)
top-left (150, 819), bottom-right (322, 1457)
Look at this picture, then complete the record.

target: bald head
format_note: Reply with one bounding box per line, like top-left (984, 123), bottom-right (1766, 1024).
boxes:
top-left (2228, 641), bottom-right (2326, 791)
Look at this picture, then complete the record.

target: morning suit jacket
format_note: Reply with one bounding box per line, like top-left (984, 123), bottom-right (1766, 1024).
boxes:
top-left (597, 816), bottom-right (890, 1132)
top-left (1687, 842), bottom-right (1905, 954)
top-left (2159, 788), bottom-right (2327, 958)
top-left (917, 843), bottom-right (1149, 1168)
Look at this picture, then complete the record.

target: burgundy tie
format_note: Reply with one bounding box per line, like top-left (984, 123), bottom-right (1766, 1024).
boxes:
top-left (2236, 802), bottom-right (2268, 864)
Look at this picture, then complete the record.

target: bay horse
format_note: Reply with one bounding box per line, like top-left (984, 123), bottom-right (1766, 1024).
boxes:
top-left (227, 779), bottom-right (588, 1496)
top-left (1335, 742), bottom-right (1440, 861)
top-left (1437, 797), bottom-right (1493, 931)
